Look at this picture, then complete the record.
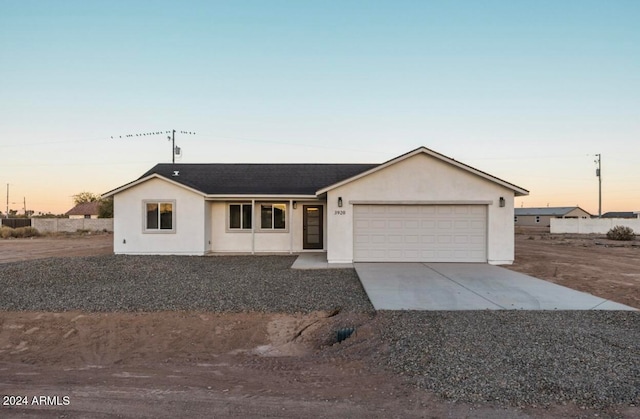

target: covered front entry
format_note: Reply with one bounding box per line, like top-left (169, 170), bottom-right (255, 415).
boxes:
top-left (353, 204), bottom-right (487, 262)
top-left (303, 205), bottom-right (323, 249)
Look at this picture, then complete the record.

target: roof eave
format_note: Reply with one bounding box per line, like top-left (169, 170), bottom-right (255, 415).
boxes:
top-left (204, 194), bottom-right (319, 200)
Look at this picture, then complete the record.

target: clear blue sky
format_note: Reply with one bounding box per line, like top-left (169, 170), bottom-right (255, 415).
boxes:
top-left (1, 0), bottom-right (638, 214)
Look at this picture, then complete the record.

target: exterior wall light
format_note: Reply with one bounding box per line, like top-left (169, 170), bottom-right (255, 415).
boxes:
top-left (338, 197), bottom-right (343, 207)
top-left (293, 201), bottom-right (297, 209)
top-left (499, 197), bottom-right (505, 207)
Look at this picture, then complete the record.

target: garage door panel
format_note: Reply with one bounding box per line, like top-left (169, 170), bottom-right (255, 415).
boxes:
top-left (405, 235), bottom-right (419, 243)
top-left (421, 220), bottom-right (436, 229)
top-left (421, 235), bottom-right (436, 244)
top-left (438, 236), bottom-right (452, 244)
top-left (388, 220), bottom-right (403, 229)
top-left (470, 235), bottom-right (485, 244)
top-left (438, 220), bottom-right (452, 229)
top-left (371, 220), bottom-right (386, 229)
top-left (420, 206), bottom-right (437, 215)
top-left (353, 204), bottom-right (487, 262)
top-left (405, 220), bottom-right (419, 229)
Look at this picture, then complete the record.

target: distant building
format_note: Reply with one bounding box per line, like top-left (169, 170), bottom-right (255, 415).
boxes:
top-left (65, 201), bottom-right (100, 219)
top-left (601, 211), bottom-right (640, 219)
top-left (515, 207), bottom-right (591, 227)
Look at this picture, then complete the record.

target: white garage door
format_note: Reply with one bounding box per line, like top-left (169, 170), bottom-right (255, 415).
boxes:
top-left (353, 205), bottom-right (487, 262)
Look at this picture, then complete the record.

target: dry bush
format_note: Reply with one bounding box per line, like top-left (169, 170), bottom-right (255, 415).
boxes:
top-left (0, 227), bottom-right (13, 239)
top-left (21, 227), bottom-right (40, 237)
top-left (606, 225), bottom-right (635, 241)
top-left (0, 226), bottom-right (40, 239)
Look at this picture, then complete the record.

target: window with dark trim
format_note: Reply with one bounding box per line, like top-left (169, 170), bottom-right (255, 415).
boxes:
top-left (261, 204), bottom-right (286, 230)
top-left (145, 201), bottom-right (174, 231)
top-left (229, 203), bottom-right (252, 230)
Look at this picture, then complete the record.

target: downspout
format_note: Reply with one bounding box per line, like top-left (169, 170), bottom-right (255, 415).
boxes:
top-left (251, 199), bottom-right (255, 255)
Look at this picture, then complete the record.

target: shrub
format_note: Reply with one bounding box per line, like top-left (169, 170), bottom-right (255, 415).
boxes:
top-left (0, 227), bottom-right (13, 239)
top-left (22, 227), bottom-right (40, 237)
top-left (0, 226), bottom-right (40, 239)
top-left (606, 225), bottom-right (635, 241)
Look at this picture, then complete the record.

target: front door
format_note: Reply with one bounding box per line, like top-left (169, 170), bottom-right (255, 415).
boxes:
top-left (303, 205), bottom-right (323, 249)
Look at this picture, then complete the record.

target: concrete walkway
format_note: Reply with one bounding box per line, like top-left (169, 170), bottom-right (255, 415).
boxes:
top-left (354, 262), bottom-right (637, 311)
top-left (291, 252), bottom-right (353, 269)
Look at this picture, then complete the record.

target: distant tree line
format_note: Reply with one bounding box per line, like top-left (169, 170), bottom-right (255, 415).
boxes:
top-left (1, 192), bottom-right (113, 219)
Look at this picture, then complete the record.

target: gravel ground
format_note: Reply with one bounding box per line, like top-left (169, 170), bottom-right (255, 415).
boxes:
top-left (372, 310), bottom-right (640, 409)
top-left (0, 255), bottom-right (373, 313)
top-left (2, 254), bottom-right (638, 412)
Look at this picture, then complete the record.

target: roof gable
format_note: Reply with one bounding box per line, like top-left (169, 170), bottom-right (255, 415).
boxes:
top-left (316, 147), bottom-right (529, 196)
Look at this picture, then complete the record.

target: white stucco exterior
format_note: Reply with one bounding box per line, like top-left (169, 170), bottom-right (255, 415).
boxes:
top-left (323, 153), bottom-right (517, 265)
top-left (112, 177), bottom-right (326, 255)
top-left (113, 178), bottom-right (206, 255)
top-left (106, 147), bottom-right (527, 263)
top-left (208, 200), bottom-right (326, 253)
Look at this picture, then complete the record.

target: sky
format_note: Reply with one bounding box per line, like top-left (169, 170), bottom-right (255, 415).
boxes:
top-left (1, 0), bottom-right (638, 215)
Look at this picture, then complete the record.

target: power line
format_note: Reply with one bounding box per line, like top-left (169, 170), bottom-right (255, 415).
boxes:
top-left (111, 129), bottom-right (196, 163)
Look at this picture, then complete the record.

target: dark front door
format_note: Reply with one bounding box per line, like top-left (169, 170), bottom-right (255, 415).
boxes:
top-left (303, 205), bottom-right (323, 249)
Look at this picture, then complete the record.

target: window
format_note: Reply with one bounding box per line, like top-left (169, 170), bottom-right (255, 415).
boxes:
top-left (229, 203), bottom-right (252, 230)
top-left (261, 204), bottom-right (286, 230)
top-left (145, 201), bottom-right (174, 232)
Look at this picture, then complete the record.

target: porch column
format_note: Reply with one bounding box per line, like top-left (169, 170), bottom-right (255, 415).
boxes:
top-left (251, 199), bottom-right (255, 254)
top-left (289, 199), bottom-right (293, 254)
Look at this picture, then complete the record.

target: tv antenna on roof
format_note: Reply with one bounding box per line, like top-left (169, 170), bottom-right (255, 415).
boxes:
top-left (110, 130), bottom-right (196, 163)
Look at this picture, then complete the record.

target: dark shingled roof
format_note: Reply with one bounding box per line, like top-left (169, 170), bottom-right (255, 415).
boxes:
top-left (140, 163), bottom-right (379, 195)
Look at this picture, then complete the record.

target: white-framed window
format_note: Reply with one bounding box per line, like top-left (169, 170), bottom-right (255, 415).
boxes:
top-left (144, 200), bottom-right (175, 233)
top-left (229, 203), bottom-right (252, 230)
top-left (261, 204), bottom-right (286, 230)
top-left (535, 216), bottom-right (540, 223)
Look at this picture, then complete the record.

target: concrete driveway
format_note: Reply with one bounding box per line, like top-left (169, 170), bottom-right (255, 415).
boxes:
top-left (354, 263), bottom-right (637, 311)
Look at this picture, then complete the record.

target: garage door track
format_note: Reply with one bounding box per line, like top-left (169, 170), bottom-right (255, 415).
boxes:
top-left (354, 263), bottom-right (637, 311)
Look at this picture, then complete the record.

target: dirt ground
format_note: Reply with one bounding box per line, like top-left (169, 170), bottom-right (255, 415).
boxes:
top-left (507, 228), bottom-right (640, 309)
top-left (0, 233), bottom-right (113, 264)
top-left (0, 232), bottom-right (638, 418)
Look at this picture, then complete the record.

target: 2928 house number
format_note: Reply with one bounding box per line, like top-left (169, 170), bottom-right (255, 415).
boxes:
top-left (334, 210), bottom-right (346, 215)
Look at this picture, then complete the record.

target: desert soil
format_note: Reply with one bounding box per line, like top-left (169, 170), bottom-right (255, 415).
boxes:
top-left (507, 229), bottom-right (640, 309)
top-left (0, 232), bottom-right (638, 418)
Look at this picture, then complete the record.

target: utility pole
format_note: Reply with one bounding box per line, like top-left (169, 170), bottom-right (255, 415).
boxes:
top-left (5, 184), bottom-right (8, 219)
top-left (595, 154), bottom-right (602, 218)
